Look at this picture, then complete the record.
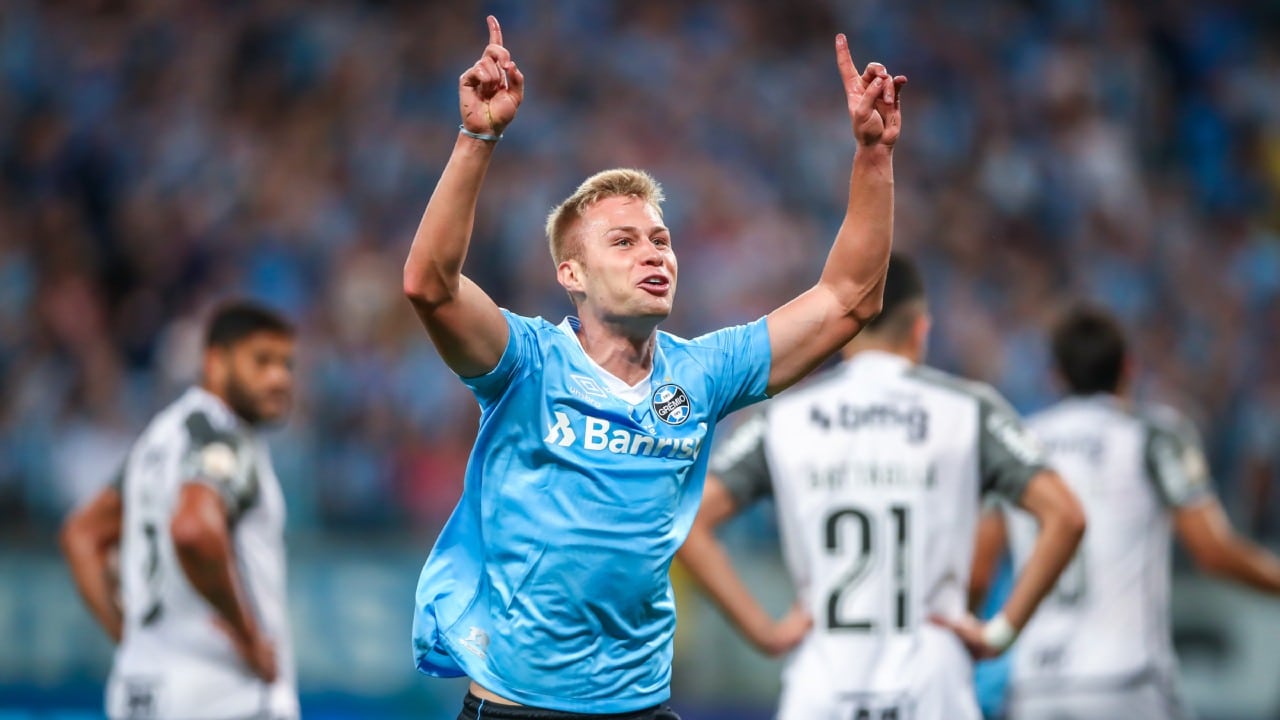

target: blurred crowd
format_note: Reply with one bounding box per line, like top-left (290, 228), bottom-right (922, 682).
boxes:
top-left (2, 0), bottom-right (1279, 538)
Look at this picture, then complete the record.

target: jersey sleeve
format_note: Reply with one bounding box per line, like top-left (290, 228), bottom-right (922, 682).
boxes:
top-left (977, 389), bottom-right (1049, 502)
top-left (708, 412), bottom-right (773, 508)
top-left (459, 310), bottom-right (542, 408)
top-left (180, 412), bottom-right (257, 522)
top-left (1143, 409), bottom-right (1213, 508)
top-left (691, 317), bottom-right (772, 420)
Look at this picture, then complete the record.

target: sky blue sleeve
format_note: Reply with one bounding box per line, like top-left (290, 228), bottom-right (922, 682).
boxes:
top-left (693, 316), bottom-right (771, 420)
top-left (458, 310), bottom-right (540, 409)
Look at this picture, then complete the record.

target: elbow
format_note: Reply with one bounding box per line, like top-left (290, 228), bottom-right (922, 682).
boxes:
top-left (833, 277), bottom-right (885, 326)
top-left (1057, 490), bottom-right (1087, 538)
top-left (1037, 489), bottom-right (1086, 550)
top-left (403, 255), bottom-right (461, 311)
top-left (1059, 501), bottom-right (1087, 547)
top-left (59, 514), bottom-right (87, 558)
top-left (850, 293), bottom-right (884, 326)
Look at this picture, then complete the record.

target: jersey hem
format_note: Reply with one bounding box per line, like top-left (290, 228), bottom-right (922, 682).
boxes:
top-left (440, 634), bottom-right (670, 714)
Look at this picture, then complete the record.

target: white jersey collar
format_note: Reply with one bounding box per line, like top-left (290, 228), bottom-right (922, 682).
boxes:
top-left (557, 317), bottom-right (654, 405)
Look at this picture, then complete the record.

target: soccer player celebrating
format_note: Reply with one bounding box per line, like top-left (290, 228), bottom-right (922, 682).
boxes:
top-left (61, 301), bottom-right (298, 720)
top-left (676, 253), bottom-right (1086, 720)
top-left (975, 304), bottom-right (1280, 719)
top-left (403, 15), bottom-right (905, 720)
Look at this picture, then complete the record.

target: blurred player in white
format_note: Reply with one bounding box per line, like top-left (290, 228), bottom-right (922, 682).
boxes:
top-left (973, 304), bottom-right (1280, 719)
top-left (677, 254), bottom-right (1085, 720)
top-left (61, 301), bottom-right (298, 720)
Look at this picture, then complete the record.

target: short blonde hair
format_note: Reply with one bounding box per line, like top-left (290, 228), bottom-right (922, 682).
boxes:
top-left (545, 168), bottom-right (665, 264)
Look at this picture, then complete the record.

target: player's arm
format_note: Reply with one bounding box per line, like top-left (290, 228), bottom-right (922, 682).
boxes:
top-left (170, 483), bottom-right (277, 683)
top-left (968, 507), bottom-right (1008, 614)
top-left (677, 476), bottom-right (812, 656)
top-left (60, 484), bottom-right (125, 643)
top-left (936, 393), bottom-right (1086, 657)
top-left (1142, 410), bottom-right (1280, 593)
top-left (402, 15), bottom-right (525, 378)
top-left (764, 36), bottom-right (905, 395)
top-left (993, 470), bottom-right (1085, 630)
top-left (1174, 498), bottom-right (1280, 593)
top-left (938, 469), bottom-right (1084, 658)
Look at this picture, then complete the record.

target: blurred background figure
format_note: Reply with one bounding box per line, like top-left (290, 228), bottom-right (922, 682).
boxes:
top-left (62, 301), bottom-right (298, 720)
top-left (976, 304), bottom-right (1280, 720)
top-left (1, 1), bottom-right (1278, 718)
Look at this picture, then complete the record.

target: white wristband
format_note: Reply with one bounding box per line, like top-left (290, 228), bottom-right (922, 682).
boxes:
top-left (981, 612), bottom-right (1018, 653)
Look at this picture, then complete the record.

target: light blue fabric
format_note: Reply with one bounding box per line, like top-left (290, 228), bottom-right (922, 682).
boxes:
top-left (975, 556), bottom-right (1015, 719)
top-left (413, 311), bottom-right (771, 713)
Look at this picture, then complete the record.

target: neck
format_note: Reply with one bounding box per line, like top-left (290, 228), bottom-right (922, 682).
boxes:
top-left (1071, 389), bottom-right (1125, 402)
top-left (198, 381), bottom-right (253, 426)
top-left (574, 315), bottom-right (657, 386)
top-left (841, 335), bottom-right (917, 364)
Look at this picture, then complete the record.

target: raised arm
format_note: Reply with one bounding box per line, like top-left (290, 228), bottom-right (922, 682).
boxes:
top-left (764, 35), bottom-right (906, 395)
top-left (403, 15), bottom-right (526, 378)
top-left (60, 484), bottom-right (125, 643)
top-left (677, 476), bottom-right (812, 656)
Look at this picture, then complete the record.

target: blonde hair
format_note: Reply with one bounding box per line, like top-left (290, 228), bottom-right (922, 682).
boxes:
top-left (545, 168), bottom-right (665, 264)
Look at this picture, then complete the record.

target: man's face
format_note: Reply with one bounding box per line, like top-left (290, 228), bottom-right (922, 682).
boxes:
top-left (211, 332), bottom-right (296, 425)
top-left (559, 196), bottom-right (678, 325)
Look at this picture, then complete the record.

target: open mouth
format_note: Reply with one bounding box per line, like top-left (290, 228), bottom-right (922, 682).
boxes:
top-left (639, 275), bottom-right (671, 295)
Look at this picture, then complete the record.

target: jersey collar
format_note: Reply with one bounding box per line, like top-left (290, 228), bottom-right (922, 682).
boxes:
top-left (557, 317), bottom-right (654, 405)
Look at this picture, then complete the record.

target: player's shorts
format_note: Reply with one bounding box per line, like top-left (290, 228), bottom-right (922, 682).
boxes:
top-left (457, 693), bottom-right (681, 720)
top-left (1008, 674), bottom-right (1193, 720)
top-left (106, 670), bottom-right (297, 720)
top-left (775, 627), bottom-right (982, 720)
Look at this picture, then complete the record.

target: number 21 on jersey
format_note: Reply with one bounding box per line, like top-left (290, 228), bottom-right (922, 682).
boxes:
top-left (823, 503), bottom-right (913, 632)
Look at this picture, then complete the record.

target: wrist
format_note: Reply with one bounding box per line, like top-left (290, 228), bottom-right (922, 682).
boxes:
top-left (980, 612), bottom-right (1018, 653)
top-left (459, 124), bottom-right (502, 143)
top-left (855, 142), bottom-right (894, 160)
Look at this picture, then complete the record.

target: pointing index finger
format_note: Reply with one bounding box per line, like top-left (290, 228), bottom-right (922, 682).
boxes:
top-left (488, 15), bottom-right (503, 47)
top-left (834, 34), bottom-right (863, 94)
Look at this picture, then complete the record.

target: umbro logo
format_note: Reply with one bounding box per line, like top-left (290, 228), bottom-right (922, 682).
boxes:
top-left (652, 384), bottom-right (690, 425)
top-left (458, 626), bottom-right (490, 658)
top-left (569, 374), bottom-right (608, 399)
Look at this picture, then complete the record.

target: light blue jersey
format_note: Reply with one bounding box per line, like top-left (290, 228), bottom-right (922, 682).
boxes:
top-left (413, 311), bottom-right (771, 713)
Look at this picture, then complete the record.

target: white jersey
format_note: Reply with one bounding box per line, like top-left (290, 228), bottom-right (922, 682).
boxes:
top-left (106, 387), bottom-right (297, 720)
top-left (1005, 395), bottom-right (1210, 712)
top-left (710, 351), bottom-right (1046, 720)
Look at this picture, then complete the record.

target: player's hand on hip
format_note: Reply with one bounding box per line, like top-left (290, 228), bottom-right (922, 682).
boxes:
top-left (759, 602), bottom-right (813, 657)
top-left (215, 617), bottom-right (279, 684)
top-left (459, 15), bottom-right (525, 136)
top-left (929, 613), bottom-right (1004, 660)
top-left (834, 34), bottom-right (906, 149)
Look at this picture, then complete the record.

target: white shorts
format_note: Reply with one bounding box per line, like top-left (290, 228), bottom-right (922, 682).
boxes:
top-left (106, 667), bottom-right (298, 720)
top-left (776, 628), bottom-right (981, 720)
top-left (1009, 675), bottom-right (1193, 720)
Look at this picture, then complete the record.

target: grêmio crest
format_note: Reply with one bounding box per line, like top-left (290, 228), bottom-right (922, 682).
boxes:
top-left (652, 384), bottom-right (691, 425)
